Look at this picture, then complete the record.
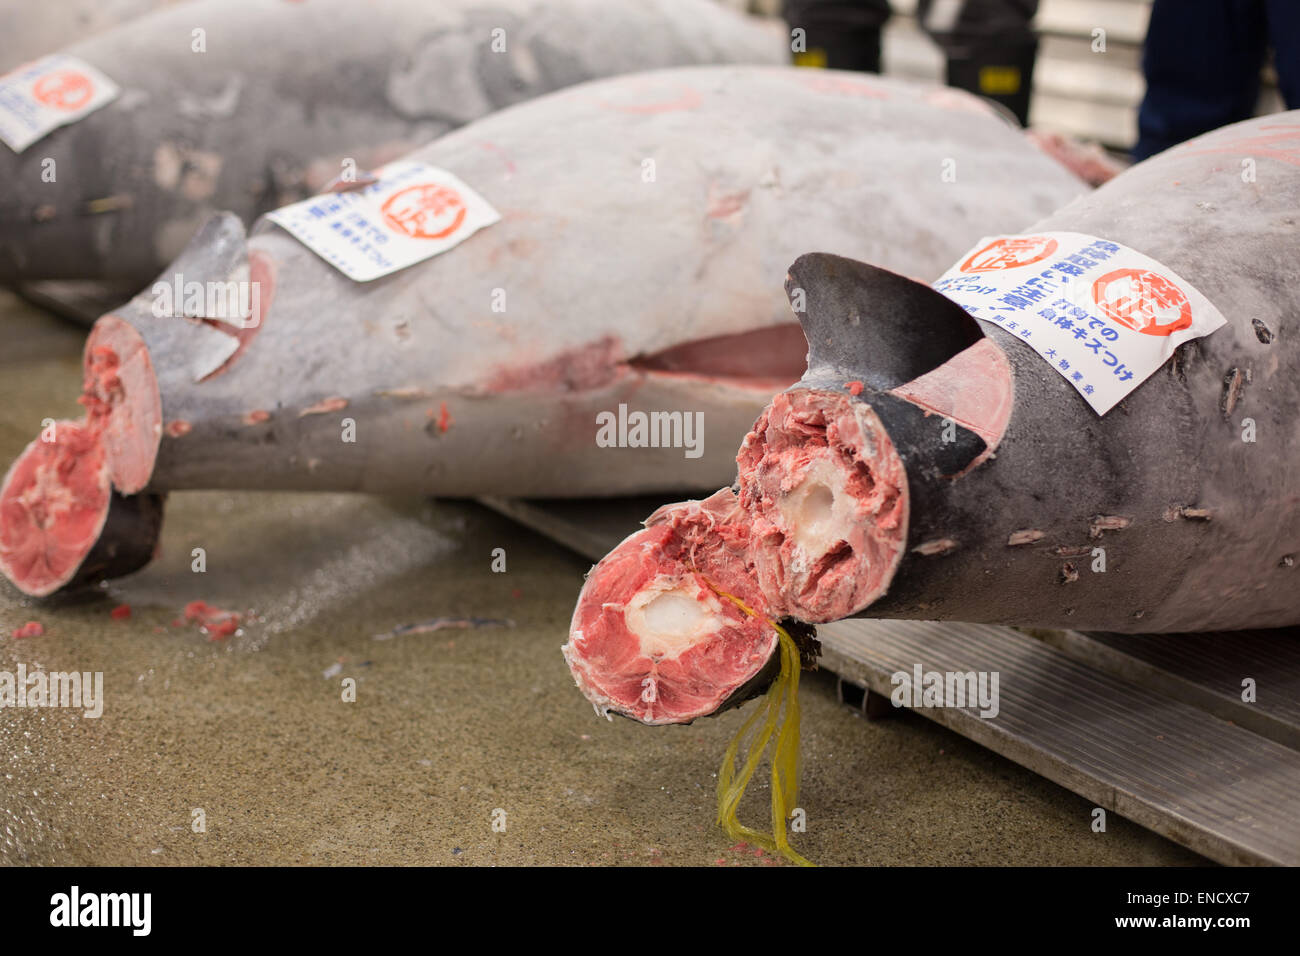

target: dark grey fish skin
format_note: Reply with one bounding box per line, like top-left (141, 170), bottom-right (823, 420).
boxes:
top-left (754, 110), bottom-right (1300, 634)
top-left (0, 0), bottom-right (784, 285)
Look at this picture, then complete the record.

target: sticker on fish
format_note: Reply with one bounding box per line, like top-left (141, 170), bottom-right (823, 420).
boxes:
top-left (932, 231), bottom-right (1227, 414)
top-left (266, 160), bottom-right (500, 282)
top-left (0, 54), bottom-right (120, 152)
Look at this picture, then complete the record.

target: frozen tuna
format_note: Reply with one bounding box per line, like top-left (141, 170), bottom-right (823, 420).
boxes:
top-left (0, 0), bottom-right (783, 286)
top-left (0, 66), bottom-right (1084, 597)
top-left (565, 110), bottom-right (1300, 724)
top-left (0, 0), bottom-right (179, 72)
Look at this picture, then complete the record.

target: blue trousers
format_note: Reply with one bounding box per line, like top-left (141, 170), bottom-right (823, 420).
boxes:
top-left (1136, 0), bottom-right (1300, 160)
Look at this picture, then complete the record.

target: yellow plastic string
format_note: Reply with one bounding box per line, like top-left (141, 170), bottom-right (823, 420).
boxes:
top-left (710, 586), bottom-right (815, 867)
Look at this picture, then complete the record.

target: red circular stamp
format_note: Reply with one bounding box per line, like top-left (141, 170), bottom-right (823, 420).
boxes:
top-left (380, 183), bottom-right (467, 240)
top-left (960, 236), bottom-right (1059, 273)
top-left (1092, 268), bottom-right (1192, 336)
top-left (600, 85), bottom-right (702, 115)
top-left (32, 69), bottom-right (94, 111)
top-left (800, 72), bottom-right (889, 100)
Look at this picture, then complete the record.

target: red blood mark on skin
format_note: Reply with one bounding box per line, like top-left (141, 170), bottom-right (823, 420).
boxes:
top-left (844, 381), bottom-right (864, 396)
top-left (199, 250), bottom-right (275, 381)
top-left (242, 410), bottom-right (271, 425)
top-left (0, 421), bottom-right (112, 597)
top-left (922, 86), bottom-right (992, 115)
top-left (299, 397), bottom-right (348, 417)
top-left (183, 600), bottom-right (240, 640)
top-left (165, 420), bottom-right (191, 438)
top-left (892, 338), bottom-right (1013, 458)
top-left (81, 317), bottom-right (161, 495)
top-left (706, 185), bottom-right (750, 222)
top-left (437, 402), bottom-right (453, 433)
top-left (601, 85), bottom-right (702, 114)
top-left (484, 337), bottom-right (623, 393)
top-left (478, 141), bottom-right (517, 176)
top-left (110, 604), bottom-right (131, 620)
top-left (11, 621), bottom-right (43, 639)
top-left (1183, 123), bottom-right (1300, 168)
top-left (799, 72), bottom-right (889, 99)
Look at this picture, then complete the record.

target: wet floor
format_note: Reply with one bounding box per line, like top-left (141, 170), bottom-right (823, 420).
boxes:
top-left (0, 291), bottom-right (1204, 865)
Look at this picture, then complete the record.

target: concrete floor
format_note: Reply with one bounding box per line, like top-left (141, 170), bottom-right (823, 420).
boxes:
top-left (0, 291), bottom-right (1204, 865)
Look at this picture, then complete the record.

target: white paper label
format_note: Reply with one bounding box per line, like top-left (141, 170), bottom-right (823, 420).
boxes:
top-left (266, 160), bottom-right (500, 282)
top-left (0, 54), bottom-right (120, 152)
top-left (932, 231), bottom-right (1227, 414)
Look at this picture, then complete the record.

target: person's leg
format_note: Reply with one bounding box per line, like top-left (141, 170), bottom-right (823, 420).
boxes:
top-left (1265, 0), bottom-right (1300, 108)
top-left (1134, 0), bottom-right (1268, 161)
top-left (920, 0), bottom-right (1041, 125)
top-left (783, 0), bottom-right (893, 74)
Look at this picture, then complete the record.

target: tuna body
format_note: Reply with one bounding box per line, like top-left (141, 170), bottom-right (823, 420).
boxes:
top-left (564, 111), bottom-right (1300, 724)
top-left (0, 0), bottom-right (179, 72)
top-left (0, 0), bottom-right (785, 284)
top-left (791, 111), bottom-right (1300, 634)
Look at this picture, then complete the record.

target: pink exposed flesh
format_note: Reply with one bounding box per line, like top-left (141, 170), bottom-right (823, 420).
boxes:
top-left (567, 332), bottom-right (1017, 720)
top-left (564, 490), bottom-right (778, 724)
top-left (82, 316), bottom-right (162, 495)
top-left (0, 421), bottom-right (112, 597)
top-left (892, 337), bottom-right (1014, 457)
top-left (199, 249), bottom-right (275, 381)
top-left (628, 324), bottom-right (809, 390)
top-left (565, 386), bottom-right (914, 718)
top-left (1, 312), bottom-right (165, 597)
top-left (736, 389), bottom-right (909, 622)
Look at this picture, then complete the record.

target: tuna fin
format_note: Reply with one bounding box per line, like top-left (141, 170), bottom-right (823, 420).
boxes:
top-left (140, 211), bottom-right (249, 318)
top-left (785, 253), bottom-right (984, 390)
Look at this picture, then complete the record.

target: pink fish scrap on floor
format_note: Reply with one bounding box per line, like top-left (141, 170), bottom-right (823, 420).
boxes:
top-left (565, 111), bottom-right (1300, 725)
